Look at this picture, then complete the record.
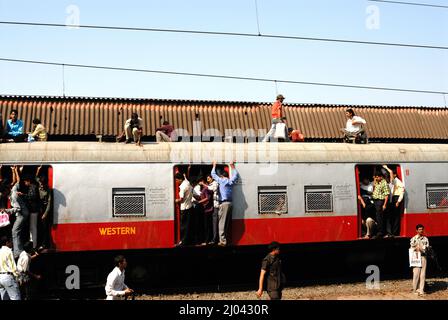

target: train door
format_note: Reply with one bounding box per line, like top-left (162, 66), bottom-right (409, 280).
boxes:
top-left (0, 164), bottom-right (53, 245)
top-left (173, 164), bottom-right (227, 246)
top-left (355, 164), bottom-right (403, 238)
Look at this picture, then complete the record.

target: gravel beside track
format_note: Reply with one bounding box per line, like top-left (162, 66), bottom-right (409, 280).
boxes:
top-left (136, 277), bottom-right (448, 300)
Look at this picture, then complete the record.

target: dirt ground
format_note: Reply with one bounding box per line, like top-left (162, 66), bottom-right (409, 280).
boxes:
top-left (137, 277), bottom-right (448, 300)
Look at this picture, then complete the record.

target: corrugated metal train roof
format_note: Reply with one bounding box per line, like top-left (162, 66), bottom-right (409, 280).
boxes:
top-left (0, 95), bottom-right (447, 140)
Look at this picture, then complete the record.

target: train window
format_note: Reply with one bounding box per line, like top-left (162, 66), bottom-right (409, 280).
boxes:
top-left (305, 185), bottom-right (333, 213)
top-left (112, 188), bottom-right (146, 217)
top-left (426, 184), bottom-right (448, 209)
top-left (258, 186), bottom-right (288, 215)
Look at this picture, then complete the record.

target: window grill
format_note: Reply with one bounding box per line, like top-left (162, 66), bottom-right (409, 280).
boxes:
top-left (258, 186), bottom-right (288, 215)
top-left (113, 188), bottom-right (146, 217)
top-left (305, 186), bottom-right (333, 213)
top-left (426, 184), bottom-right (448, 209)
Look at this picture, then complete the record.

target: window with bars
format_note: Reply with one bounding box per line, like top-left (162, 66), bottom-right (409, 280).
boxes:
top-left (112, 188), bottom-right (146, 217)
top-left (305, 185), bottom-right (333, 213)
top-left (258, 186), bottom-right (288, 215)
top-left (426, 184), bottom-right (448, 209)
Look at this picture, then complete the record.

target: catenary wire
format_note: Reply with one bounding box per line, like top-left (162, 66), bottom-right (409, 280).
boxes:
top-left (0, 57), bottom-right (447, 95)
top-left (0, 21), bottom-right (447, 50)
top-left (368, 0), bottom-right (448, 9)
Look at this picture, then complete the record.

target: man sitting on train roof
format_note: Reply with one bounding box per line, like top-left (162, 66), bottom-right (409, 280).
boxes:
top-left (341, 108), bottom-right (368, 144)
top-left (155, 121), bottom-right (175, 142)
top-left (124, 113), bottom-right (143, 145)
top-left (0, 112), bottom-right (5, 142)
top-left (5, 110), bottom-right (27, 143)
top-left (27, 118), bottom-right (48, 142)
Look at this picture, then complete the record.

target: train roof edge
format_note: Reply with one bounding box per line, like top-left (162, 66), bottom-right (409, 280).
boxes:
top-left (1, 142), bottom-right (448, 163)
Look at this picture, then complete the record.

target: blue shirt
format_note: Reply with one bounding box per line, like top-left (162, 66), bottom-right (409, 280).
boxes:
top-left (6, 119), bottom-right (24, 137)
top-left (211, 168), bottom-right (239, 202)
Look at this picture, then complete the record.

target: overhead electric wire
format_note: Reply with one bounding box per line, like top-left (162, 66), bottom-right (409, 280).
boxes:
top-left (0, 21), bottom-right (447, 50)
top-left (368, 0), bottom-right (448, 9)
top-left (0, 57), bottom-right (446, 95)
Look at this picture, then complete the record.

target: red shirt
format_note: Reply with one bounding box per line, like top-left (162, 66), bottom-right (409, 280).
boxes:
top-left (271, 101), bottom-right (282, 119)
top-left (289, 130), bottom-right (304, 142)
top-left (156, 124), bottom-right (174, 138)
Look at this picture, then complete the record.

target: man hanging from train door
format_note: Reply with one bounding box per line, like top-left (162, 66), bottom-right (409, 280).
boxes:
top-left (372, 170), bottom-right (389, 239)
top-left (382, 165), bottom-right (404, 237)
top-left (175, 172), bottom-right (194, 247)
top-left (211, 161), bottom-right (239, 247)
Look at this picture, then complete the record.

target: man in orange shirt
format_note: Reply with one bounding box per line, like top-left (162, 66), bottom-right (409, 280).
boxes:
top-left (262, 94), bottom-right (290, 142)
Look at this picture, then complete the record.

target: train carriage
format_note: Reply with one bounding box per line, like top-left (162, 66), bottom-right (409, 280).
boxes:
top-left (1, 141), bottom-right (448, 253)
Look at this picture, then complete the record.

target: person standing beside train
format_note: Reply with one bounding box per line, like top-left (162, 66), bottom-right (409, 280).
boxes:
top-left (211, 161), bottom-right (239, 247)
top-left (372, 171), bottom-right (389, 238)
top-left (256, 241), bottom-right (285, 300)
top-left (410, 224), bottom-right (429, 295)
top-left (0, 236), bottom-right (21, 300)
top-left (105, 255), bottom-right (134, 300)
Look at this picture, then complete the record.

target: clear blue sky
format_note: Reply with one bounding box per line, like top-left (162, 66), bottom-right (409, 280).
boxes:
top-left (0, 0), bottom-right (447, 106)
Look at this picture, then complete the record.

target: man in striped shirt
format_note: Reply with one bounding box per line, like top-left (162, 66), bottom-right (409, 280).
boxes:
top-left (372, 172), bottom-right (390, 238)
top-left (0, 236), bottom-right (21, 300)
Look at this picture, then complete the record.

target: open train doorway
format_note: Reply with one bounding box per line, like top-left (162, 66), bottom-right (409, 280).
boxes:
top-left (0, 164), bottom-right (53, 250)
top-left (355, 164), bottom-right (404, 239)
top-left (173, 164), bottom-right (228, 246)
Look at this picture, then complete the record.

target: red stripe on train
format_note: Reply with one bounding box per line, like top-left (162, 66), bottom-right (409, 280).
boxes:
top-left (401, 212), bottom-right (448, 237)
top-left (232, 216), bottom-right (357, 245)
top-left (51, 220), bottom-right (174, 251)
top-left (51, 213), bottom-right (448, 252)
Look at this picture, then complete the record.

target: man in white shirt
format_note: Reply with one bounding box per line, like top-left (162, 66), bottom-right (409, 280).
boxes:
top-left (175, 172), bottom-right (193, 247)
top-left (383, 165), bottom-right (405, 237)
top-left (342, 108), bottom-right (368, 143)
top-left (0, 236), bottom-right (21, 300)
top-left (17, 242), bottom-right (41, 300)
top-left (105, 255), bottom-right (134, 300)
top-left (124, 113), bottom-right (143, 145)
